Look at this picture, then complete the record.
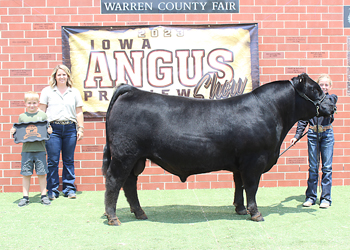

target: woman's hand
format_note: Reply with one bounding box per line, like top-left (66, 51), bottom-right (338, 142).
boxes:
top-left (47, 125), bottom-right (52, 134)
top-left (77, 129), bottom-right (84, 141)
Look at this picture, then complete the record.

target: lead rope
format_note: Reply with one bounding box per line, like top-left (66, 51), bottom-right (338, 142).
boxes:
top-left (279, 131), bottom-right (308, 157)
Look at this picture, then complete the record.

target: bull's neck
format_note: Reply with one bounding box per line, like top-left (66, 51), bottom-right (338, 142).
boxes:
top-left (254, 81), bottom-right (301, 136)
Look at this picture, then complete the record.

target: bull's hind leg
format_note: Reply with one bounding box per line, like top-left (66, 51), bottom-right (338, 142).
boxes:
top-left (123, 167), bottom-right (148, 220)
top-left (233, 172), bottom-right (248, 215)
top-left (104, 157), bottom-right (132, 226)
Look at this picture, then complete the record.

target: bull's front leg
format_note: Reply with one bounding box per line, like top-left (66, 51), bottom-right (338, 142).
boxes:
top-left (245, 181), bottom-right (264, 222)
top-left (233, 173), bottom-right (247, 215)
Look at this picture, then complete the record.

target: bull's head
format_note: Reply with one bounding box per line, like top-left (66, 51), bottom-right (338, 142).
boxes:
top-left (291, 73), bottom-right (336, 118)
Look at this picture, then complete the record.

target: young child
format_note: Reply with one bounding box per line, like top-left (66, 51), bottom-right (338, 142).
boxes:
top-left (290, 74), bottom-right (337, 209)
top-left (10, 91), bottom-right (52, 207)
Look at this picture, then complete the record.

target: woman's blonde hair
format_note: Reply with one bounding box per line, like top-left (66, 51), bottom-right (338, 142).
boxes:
top-left (49, 64), bottom-right (73, 88)
top-left (316, 74), bottom-right (332, 87)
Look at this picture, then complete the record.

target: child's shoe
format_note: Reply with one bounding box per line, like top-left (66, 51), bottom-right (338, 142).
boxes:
top-left (18, 198), bottom-right (29, 207)
top-left (41, 196), bottom-right (51, 205)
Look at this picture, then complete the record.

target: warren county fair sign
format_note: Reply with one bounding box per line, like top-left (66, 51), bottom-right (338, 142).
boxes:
top-left (62, 24), bottom-right (258, 117)
top-left (101, 0), bottom-right (239, 14)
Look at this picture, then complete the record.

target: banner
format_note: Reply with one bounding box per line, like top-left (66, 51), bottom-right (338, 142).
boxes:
top-left (101, 0), bottom-right (240, 14)
top-left (62, 24), bottom-right (259, 117)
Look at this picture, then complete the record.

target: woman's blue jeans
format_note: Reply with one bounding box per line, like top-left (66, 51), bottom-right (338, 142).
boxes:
top-left (306, 128), bottom-right (334, 205)
top-left (46, 123), bottom-right (77, 197)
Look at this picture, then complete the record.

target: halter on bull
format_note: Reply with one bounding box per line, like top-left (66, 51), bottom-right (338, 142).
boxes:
top-left (102, 73), bottom-right (335, 225)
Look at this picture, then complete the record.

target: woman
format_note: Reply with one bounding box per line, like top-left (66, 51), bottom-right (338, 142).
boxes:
top-left (40, 65), bottom-right (84, 200)
top-left (290, 74), bottom-right (337, 209)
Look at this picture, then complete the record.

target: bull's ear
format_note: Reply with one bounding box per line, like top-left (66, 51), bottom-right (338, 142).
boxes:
top-left (295, 75), bottom-right (305, 92)
top-left (291, 76), bottom-right (298, 85)
top-left (299, 73), bottom-right (307, 82)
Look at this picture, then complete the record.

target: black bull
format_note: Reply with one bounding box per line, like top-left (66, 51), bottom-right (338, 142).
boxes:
top-left (102, 73), bottom-right (335, 225)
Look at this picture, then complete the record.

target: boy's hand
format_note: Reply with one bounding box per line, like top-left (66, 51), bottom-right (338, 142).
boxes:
top-left (47, 125), bottom-right (52, 134)
top-left (10, 127), bottom-right (16, 136)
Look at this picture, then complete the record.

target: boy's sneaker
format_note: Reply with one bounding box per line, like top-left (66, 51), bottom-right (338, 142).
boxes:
top-left (41, 196), bottom-right (51, 205)
top-left (18, 198), bottom-right (29, 207)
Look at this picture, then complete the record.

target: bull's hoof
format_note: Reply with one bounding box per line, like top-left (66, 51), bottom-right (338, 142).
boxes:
top-left (251, 213), bottom-right (264, 222)
top-left (131, 208), bottom-right (148, 220)
top-left (108, 216), bottom-right (121, 226)
top-left (234, 203), bottom-right (248, 215)
top-left (136, 212), bottom-right (148, 220)
top-left (236, 208), bottom-right (248, 215)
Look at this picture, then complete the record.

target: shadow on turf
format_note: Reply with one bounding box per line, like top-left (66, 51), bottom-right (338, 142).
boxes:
top-left (102, 194), bottom-right (317, 225)
top-left (12, 191), bottom-right (83, 204)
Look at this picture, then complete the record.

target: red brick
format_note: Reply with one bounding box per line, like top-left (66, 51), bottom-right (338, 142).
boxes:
top-left (256, 0), bottom-right (277, 5)
top-left (1, 15), bottom-right (23, 22)
top-left (4, 169), bottom-right (21, 177)
top-left (322, 0), bottom-right (343, 5)
top-left (9, 8), bottom-right (31, 15)
top-left (56, 8), bottom-right (78, 15)
top-left (1, 31), bottom-right (24, 38)
top-left (186, 14), bottom-right (209, 22)
top-left (165, 182), bottom-right (187, 190)
top-left (211, 181), bottom-right (233, 189)
top-left (150, 175), bottom-right (173, 183)
top-left (76, 184), bottom-right (96, 191)
top-left (218, 173), bottom-right (233, 181)
top-left (9, 23), bottom-right (31, 31)
top-left (0, 178), bottom-right (11, 185)
top-left (3, 46), bottom-right (25, 53)
top-left (22, 0), bottom-right (46, 7)
top-left (32, 8), bottom-right (55, 15)
top-left (10, 54), bottom-right (32, 61)
top-left (196, 173), bottom-right (218, 182)
top-left (188, 182), bottom-right (211, 189)
top-left (47, 0), bottom-right (69, 6)
top-left (75, 168), bottom-right (96, 176)
top-left (25, 31), bottom-right (48, 38)
top-left (322, 29), bottom-right (343, 36)
top-left (259, 181), bottom-right (278, 188)
top-left (81, 176), bottom-right (104, 184)
top-left (285, 173), bottom-right (307, 180)
top-left (23, 15), bottom-right (46, 23)
top-left (10, 39), bottom-right (31, 46)
top-left (278, 180), bottom-right (300, 187)
top-left (262, 172), bottom-right (284, 180)
top-left (143, 167), bottom-right (164, 175)
top-left (3, 185), bottom-right (22, 192)
top-left (278, 29), bottom-right (299, 36)
top-left (141, 183), bottom-right (165, 190)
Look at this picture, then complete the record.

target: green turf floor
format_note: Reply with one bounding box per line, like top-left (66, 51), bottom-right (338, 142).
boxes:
top-left (1, 186), bottom-right (349, 249)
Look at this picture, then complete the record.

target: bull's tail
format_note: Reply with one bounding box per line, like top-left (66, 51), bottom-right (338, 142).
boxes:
top-left (102, 83), bottom-right (134, 176)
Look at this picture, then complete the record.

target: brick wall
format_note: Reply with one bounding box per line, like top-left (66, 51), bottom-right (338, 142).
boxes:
top-left (1, 0), bottom-right (349, 193)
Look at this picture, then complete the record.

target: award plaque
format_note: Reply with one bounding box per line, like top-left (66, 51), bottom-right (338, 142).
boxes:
top-left (13, 120), bottom-right (50, 144)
